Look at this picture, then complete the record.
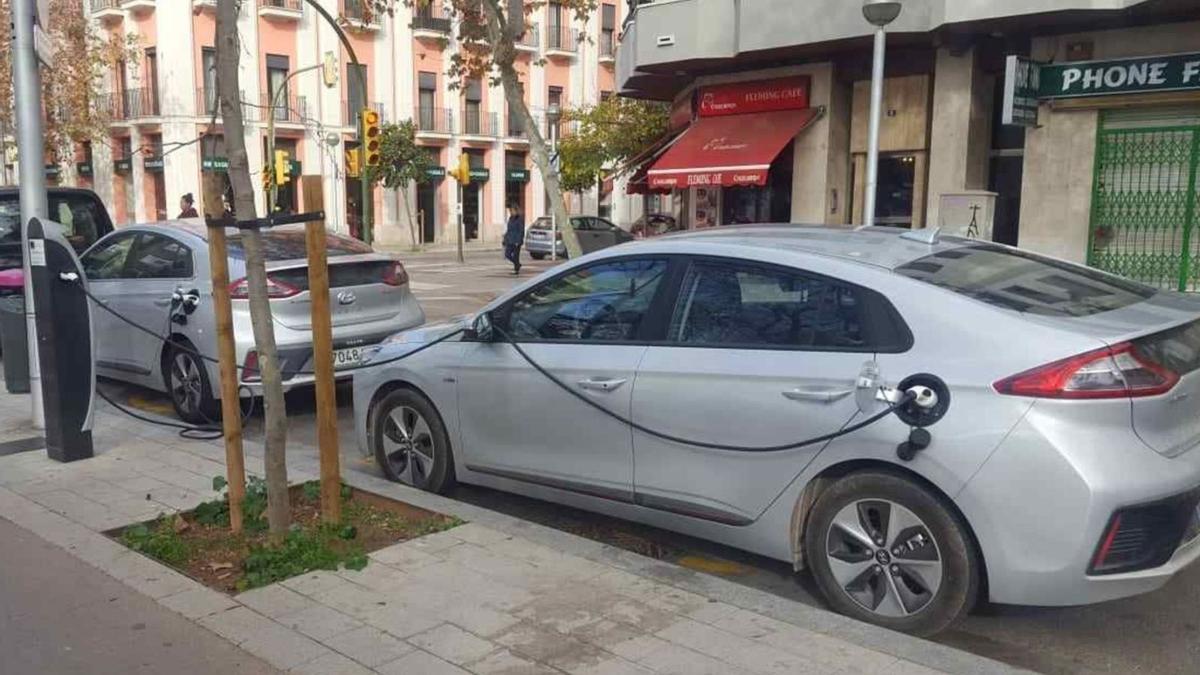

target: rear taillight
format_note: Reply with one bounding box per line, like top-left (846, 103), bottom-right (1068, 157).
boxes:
top-left (228, 275), bottom-right (301, 299)
top-left (993, 342), bottom-right (1179, 399)
top-left (382, 261), bottom-right (408, 287)
top-left (242, 350), bottom-right (260, 382)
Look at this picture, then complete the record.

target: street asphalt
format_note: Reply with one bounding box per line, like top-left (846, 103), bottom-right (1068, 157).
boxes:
top-left (0, 515), bottom-right (278, 675)
top-left (105, 247), bottom-right (1200, 675)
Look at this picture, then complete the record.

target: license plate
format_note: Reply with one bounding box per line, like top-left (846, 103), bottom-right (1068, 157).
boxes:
top-left (530, 231), bottom-right (547, 238)
top-left (332, 346), bottom-right (363, 368)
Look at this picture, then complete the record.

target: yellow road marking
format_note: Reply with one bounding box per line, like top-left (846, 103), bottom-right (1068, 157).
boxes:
top-left (126, 393), bottom-right (175, 416)
top-left (677, 555), bottom-right (752, 576)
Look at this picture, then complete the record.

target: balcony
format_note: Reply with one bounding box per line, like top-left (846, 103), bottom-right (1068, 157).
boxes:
top-left (342, 0), bottom-right (380, 31)
top-left (102, 87), bottom-right (159, 120)
top-left (122, 0), bottom-right (155, 14)
top-left (192, 0), bottom-right (216, 10)
top-left (411, 5), bottom-right (451, 38)
top-left (91, 0), bottom-right (123, 21)
top-left (262, 92), bottom-right (308, 125)
top-left (546, 25), bottom-right (579, 57)
top-left (506, 115), bottom-right (529, 140)
top-left (260, 0), bottom-right (302, 20)
top-left (194, 88), bottom-right (259, 122)
top-left (415, 107), bottom-right (453, 136)
top-left (344, 101), bottom-right (388, 127)
top-left (460, 109), bottom-right (499, 138)
top-left (516, 22), bottom-right (540, 53)
top-left (599, 33), bottom-right (616, 64)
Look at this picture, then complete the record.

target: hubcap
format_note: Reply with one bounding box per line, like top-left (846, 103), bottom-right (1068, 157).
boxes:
top-left (170, 353), bottom-right (203, 415)
top-left (825, 499), bottom-right (943, 618)
top-left (380, 405), bottom-right (435, 486)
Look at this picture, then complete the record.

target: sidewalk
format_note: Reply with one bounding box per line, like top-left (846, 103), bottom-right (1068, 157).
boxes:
top-left (0, 389), bottom-right (1029, 675)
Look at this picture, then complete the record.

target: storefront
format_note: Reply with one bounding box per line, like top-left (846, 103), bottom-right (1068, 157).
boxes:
top-left (642, 76), bottom-right (820, 228)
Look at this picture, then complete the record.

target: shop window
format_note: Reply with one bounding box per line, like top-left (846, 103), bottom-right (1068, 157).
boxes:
top-left (873, 155), bottom-right (917, 229)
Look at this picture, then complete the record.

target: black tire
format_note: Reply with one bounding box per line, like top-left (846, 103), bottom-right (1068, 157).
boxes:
top-left (804, 471), bottom-right (979, 636)
top-left (163, 340), bottom-right (219, 425)
top-left (370, 387), bottom-right (456, 494)
top-left (529, 252), bottom-right (547, 260)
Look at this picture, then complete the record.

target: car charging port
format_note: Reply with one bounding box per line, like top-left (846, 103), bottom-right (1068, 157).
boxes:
top-left (877, 373), bottom-right (950, 462)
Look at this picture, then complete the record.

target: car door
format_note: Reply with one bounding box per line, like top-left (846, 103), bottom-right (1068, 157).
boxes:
top-left (456, 256), bottom-right (672, 501)
top-left (631, 257), bottom-right (911, 525)
top-left (118, 232), bottom-right (197, 376)
top-left (595, 218), bottom-right (632, 247)
top-left (81, 231), bottom-right (140, 375)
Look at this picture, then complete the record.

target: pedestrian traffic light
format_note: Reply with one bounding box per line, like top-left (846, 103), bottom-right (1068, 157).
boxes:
top-left (274, 149), bottom-right (291, 186)
top-left (345, 148), bottom-right (360, 178)
top-left (362, 108), bottom-right (381, 167)
top-left (448, 154), bottom-right (471, 185)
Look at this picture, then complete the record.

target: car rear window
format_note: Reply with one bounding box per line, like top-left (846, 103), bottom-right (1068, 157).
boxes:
top-left (225, 227), bottom-right (372, 262)
top-left (894, 243), bottom-right (1155, 317)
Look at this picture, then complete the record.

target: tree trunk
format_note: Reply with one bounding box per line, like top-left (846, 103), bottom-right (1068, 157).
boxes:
top-left (216, 0), bottom-right (290, 540)
top-left (481, 0), bottom-right (581, 258)
top-left (400, 183), bottom-right (419, 251)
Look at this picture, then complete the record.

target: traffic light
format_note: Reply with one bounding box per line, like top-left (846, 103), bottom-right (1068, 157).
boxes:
top-left (345, 148), bottom-right (360, 178)
top-left (448, 154), bottom-right (471, 185)
top-left (262, 167), bottom-right (272, 192)
top-left (362, 108), bottom-right (381, 167)
top-left (274, 149), bottom-right (291, 186)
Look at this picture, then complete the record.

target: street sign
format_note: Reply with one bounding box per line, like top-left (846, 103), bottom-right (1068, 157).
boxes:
top-left (1002, 55), bottom-right (1041, 127)
top-left (549, 151), bottom-right (560, 173)
top-left (33, 24), bottom-right (53, 67)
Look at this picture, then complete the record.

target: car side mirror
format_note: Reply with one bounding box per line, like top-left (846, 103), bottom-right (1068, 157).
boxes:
top-left (464, 311), bottom-right (494, 342)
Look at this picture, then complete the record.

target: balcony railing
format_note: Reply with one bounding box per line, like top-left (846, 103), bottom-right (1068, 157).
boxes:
top-left (506, 114), bottom-right (528, 139)
top-left (91, 0), bottom-right (120, 11)
top-left (343, 0), bottom-right (377, 26)
top-left (343, 101), bottom-right (387, 126)
top-left (516, 22), bottom-right (540, 50)
top-left (415, 107), bottom-right (454, 134)
top-left (194, 88), bottom-right (258, 122)
top-left (412, 5), bottom-right (451, 34)
top-left (546, 25), bottom-right (578, 54)
top-left (100, 87), bottom-right (159, 120)
top-left (263, 92), bottom-right (307, 124)
top-left (600, 33), bottom-right (616, 60)
top-left (260, 0), bottom-right (301, 16)
top-left (461, 109), bottom-right (499, 137)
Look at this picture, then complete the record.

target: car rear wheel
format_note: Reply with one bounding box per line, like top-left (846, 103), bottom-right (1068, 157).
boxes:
top-left (371, 388), bottom-right (455, 494)
top-left (529, 252), bottom-right (547, 260)
top-left (804, 471), bottom-right (979, 636)
top-left (164, 341), bottom-right (218, 425)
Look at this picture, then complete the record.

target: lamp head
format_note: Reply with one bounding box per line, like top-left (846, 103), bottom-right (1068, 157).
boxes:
top-left (863, 0), bottom-right (902, 27)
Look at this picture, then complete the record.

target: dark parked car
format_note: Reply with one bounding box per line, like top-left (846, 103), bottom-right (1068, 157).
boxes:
top-left (0, 187), bottom-right (115, 274)
top-left (630, 213), bottom-right (681, 239)
top-left (524, 215), bottom-right (634, 259)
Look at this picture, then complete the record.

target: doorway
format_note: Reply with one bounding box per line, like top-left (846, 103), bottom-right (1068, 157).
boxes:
top-left (418, 182), bottom-right (438, 243)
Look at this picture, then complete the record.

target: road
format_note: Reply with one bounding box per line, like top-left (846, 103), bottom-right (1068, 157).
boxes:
top-left (0, 515), bottom-right (278, 675)
top-left (110, 248), bottom-right (1200, 675)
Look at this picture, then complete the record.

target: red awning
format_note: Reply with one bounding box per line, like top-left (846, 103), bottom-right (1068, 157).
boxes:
top-left (646, 108), bottom-right (821, 191)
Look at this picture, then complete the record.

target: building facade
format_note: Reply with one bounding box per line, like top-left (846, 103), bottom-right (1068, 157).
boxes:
top-left (64, 0), bottom-right (624, 247)
top-left (618, 0), bottom-right (1200, 291)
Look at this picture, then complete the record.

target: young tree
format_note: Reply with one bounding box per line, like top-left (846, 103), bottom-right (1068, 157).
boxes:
top-left (0, 0), bottom-right (137, 175)
top-left (557, 97), bottom-right (668, 193)
top-left (364, 119), bottom-right (434, 250)
top-left (216, 0), bottom-right (291, 539)
top-left (363, 0), bottom-right (597, 258)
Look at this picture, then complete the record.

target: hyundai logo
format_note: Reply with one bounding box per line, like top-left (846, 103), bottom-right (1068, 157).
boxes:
top-left (336, 291), bottom-right (357, 306)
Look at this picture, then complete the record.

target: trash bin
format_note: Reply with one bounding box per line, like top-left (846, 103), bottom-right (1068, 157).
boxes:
top-left (0, 296), bottom-right (30, 394)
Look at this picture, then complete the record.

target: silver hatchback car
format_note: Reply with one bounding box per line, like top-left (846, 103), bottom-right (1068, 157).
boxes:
top-left (83, 221), bottom-right (424, 423)
top-left (353, 226), bottom-right (1200, 635)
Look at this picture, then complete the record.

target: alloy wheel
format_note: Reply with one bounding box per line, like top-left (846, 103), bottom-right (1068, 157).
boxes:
top-left (170, 353), bottom-right (204, 417)
top-left (380, 405), bottom-right (436, 486)
top-left (825, 499), bottom-right (943, 618)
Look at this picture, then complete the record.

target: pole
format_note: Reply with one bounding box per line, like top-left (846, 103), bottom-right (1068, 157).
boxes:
top-left (14, 0), bottom-right (46, 429)
top-left (305, 218), bottom-right (341, 523)
top-left (863, 25), bottom-right (887, 228)
top-left (550, 123), bottom-right (559, 261)
top-left (206, 223), bottom-right (245, 534)
top-left (457, 182), bottom-right (465, 264)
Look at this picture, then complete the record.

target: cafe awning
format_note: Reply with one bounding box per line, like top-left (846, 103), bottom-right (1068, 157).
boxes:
top-left (646, 108), bottom-right (821, 191)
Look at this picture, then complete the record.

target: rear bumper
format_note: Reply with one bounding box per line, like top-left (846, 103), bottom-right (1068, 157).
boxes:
top-left (525, 236), bottom-right (566, 256)
top-left (959, 399), bottom-right (1200, 606)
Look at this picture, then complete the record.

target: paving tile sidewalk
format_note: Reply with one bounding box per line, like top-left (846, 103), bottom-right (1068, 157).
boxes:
top-left (0, 391), bottom-right (1030, 674)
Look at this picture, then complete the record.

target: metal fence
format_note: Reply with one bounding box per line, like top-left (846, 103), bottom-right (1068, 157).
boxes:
top-left (547, 25), bottom-right (578, 53)
top-left (461, 109), bottom-right (499, 137)
top-left (415, 107), bottom-right (454, 134)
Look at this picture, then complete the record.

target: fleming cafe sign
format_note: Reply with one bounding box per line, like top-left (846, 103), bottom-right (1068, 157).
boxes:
top-left (1003, 51), bottom-right (1200, 126)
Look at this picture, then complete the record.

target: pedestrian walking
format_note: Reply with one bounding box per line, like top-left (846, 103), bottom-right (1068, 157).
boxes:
top-left (177, 193), bottom-right (199, 219)
top-left (503, 203), bottom-right (525, 275)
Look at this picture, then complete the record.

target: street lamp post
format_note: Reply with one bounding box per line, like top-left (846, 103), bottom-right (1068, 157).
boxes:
top-left (862, 0), bottom-right (902, 228)
top-left (546, 103), bottom-right (561, 261)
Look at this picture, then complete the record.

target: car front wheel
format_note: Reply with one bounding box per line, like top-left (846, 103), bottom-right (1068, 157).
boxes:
top-left (803, 471), bottom-right (979, 636)
top-left (370, 387), bottom-right (456, 494)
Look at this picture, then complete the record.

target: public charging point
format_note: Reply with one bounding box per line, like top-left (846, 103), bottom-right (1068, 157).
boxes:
top-left (27, 217), bottom-right (94, 462)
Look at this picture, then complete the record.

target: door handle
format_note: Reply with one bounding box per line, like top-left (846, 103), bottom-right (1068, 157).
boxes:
top-left (782, 387), bottom-right (854, 403)
top-left (578, 377), bottom-right (627, 393)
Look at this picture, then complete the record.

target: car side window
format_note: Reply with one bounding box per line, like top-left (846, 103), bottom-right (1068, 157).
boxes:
top-left (503, 258), bottom-right (668, 342)
top-left (668, 260), bottom-right (878, 351)
top-left (49, 195), bottom-right (105, 253)
top-left (125, 233), bottom-right (194, 279)
top-left (81, 233), bottom-right (139, 280)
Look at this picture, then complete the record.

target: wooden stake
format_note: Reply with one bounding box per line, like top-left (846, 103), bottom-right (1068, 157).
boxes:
top-left (206, 222), bottom-right (246, 534)
top-left (306, 218), bottom-right (341, 523)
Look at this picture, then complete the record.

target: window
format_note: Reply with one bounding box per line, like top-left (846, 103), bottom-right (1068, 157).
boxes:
top-left (144, 48), bottom-right (159, 113)
top-left (82, 232), bottom-right (138, 280)
top-left (895, 243), bottom-right (1155, 317)
top-left (49, 194), bottom-right (107, 252)
top-left (504, 258), bottom-right (667, 341)
top-left (668, 261), bottom-right (901, 351)
top-left (201, 48), bottom-right (218, 113)
top-left (125, 233), bottom-right (194, 279)
top-left (418, 71), bottom-right (436, 129)
top-left (347, 63), bottom-right (368, 121)
top-left (226, 228), bottom-right (371, 261)
top-left (601, 4), bottom-right (616, 56)
top-left (464, 78), bottom-right (483, 134)
top-left (266, 54), bottom-right (290, 121)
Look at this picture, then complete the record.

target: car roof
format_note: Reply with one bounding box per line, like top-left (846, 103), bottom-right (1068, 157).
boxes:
top-left (626, 225), bottom-right (972, 270)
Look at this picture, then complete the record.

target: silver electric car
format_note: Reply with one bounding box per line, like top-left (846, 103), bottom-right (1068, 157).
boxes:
top-left (82, 221), bottom-right (424, 423)
top-left (353, 225), bottom-right (1200, 635)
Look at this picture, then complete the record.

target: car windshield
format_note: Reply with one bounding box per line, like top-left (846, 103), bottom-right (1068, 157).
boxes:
top-left (895, 242), bottom-right (1155, 317)
top-left (529, 217), bottom-right (584, 230)
top-left (225, 227), bottom-right (372, 262)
